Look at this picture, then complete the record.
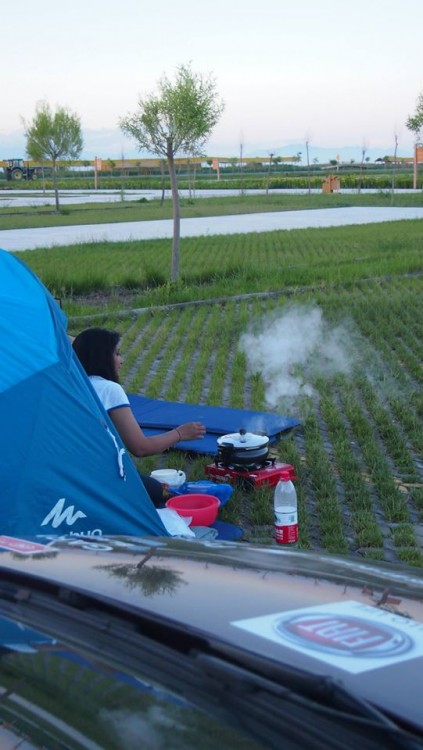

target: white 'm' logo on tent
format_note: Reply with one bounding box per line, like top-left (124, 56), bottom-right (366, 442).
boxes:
top-left (41, 498), bottom-right (87, 528)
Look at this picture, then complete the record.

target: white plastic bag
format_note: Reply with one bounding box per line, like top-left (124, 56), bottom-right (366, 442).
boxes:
top-left (157, 508), bottom-right (196, 537)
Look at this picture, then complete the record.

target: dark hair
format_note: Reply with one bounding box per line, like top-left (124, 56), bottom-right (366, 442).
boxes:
top-left (72, 328), bottom-right (121, 383)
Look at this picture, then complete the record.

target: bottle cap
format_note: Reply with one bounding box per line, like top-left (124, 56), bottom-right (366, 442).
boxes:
top-left (278, 470), bottom-right (291, 481)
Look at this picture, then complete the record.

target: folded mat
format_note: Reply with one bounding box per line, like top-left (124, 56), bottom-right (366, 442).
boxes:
top-left (211, 520), bottom-right (244, 541)
top-left (128, 394), bottom-right (300, 455)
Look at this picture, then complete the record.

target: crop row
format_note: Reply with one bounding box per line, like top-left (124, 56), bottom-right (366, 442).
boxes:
top-left (1, 173), bottom-right (421, 192)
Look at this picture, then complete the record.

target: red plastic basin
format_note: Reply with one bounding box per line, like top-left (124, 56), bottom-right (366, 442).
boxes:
top-left (165, 494), bottom-right (221, 526)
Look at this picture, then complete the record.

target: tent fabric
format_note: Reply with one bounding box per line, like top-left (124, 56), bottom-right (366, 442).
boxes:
top-left (128, 394), bottom-right (300, 455)
top-left (0, 249), bottom-right (167, 539)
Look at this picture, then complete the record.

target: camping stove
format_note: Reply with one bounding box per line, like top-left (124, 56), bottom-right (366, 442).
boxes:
top-left (204, 459), bottom-right (296, 489)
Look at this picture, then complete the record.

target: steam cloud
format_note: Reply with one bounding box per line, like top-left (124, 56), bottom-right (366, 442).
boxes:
top-left (239, 304), bottom-right (357, 409)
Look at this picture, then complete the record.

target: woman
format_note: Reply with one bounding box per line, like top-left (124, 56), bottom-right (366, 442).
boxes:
top-left (72, 327), bottom-right (206, 506)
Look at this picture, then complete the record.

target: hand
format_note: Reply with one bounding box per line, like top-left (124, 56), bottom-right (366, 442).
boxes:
top-left (177, 422), bottom-right (206, 441)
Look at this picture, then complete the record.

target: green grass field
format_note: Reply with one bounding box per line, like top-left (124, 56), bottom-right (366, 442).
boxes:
top-left (1, 190), bottom-right (422, 230)
top-left (11, 199), bottom-right (423, 565)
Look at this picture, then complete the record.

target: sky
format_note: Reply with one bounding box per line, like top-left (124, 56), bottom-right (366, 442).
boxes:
top-left (2, 0), bottom-right (423, 161)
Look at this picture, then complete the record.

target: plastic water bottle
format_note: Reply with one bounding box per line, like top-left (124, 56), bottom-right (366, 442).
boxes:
top-left (274, 472), bottom-right (298, 545)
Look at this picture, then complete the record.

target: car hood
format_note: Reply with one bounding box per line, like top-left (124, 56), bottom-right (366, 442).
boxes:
top-left (1, 533), bottom-right (423, 733)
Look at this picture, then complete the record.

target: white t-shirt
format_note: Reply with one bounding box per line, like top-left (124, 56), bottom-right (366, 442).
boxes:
top-left (90, 375), bottom-right (129, 413)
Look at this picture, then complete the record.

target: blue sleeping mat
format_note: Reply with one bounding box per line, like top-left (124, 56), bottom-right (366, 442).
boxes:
top-left (128, 394), bottom-right (300, 455)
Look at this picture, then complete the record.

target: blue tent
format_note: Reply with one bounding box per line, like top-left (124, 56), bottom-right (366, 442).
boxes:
top-left (0, 249), bottom-right (167, 539)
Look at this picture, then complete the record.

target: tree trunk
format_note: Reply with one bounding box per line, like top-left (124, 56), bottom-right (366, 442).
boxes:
top-left (167, 144), bottom-right (180, 282)
top-left (52, 159), bottom-right (60, 211)
top-left (160, 160), bottom-right (165, 206)
top-left (391, 135), bottom-right (398, 206)
top-left (265, 164), bottom-right (270, 196)
top-left (306, 142), bottom-right (311, 195)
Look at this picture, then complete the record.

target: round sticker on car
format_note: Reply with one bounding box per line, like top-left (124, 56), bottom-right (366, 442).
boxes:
top-left (275, 612), bottom-right (413, 658)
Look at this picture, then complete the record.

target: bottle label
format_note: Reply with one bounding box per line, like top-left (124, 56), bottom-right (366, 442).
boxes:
top-left (274, 510), bottom-right (298, 544)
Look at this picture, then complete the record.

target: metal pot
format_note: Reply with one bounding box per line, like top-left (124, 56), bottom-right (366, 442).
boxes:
top-left (216, 428), bottom-right (270, 466)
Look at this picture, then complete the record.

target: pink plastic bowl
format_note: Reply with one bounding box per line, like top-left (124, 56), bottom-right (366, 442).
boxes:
top-left (165, 493), bottom-right (221, 526)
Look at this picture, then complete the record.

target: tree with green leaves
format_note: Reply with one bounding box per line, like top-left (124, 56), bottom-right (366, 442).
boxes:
top-left (406, 91), bottom-right (423, 142)
top-left (23, 102), bottom-right (83, 211)
top-left (406, 92), bottom-right (423, 189)
top-left (120, 63), bottom-right (224, 281)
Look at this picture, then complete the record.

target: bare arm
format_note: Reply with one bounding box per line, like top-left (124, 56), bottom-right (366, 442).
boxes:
top-left (109, 406), bottom-right (206, 457)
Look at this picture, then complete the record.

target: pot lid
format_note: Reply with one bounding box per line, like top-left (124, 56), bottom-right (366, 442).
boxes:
top-left (217, 429), bottom-right (269, 449)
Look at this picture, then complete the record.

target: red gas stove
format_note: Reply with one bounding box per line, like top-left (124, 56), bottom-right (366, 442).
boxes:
top-left (205, 459), bottom-right (296, 489)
